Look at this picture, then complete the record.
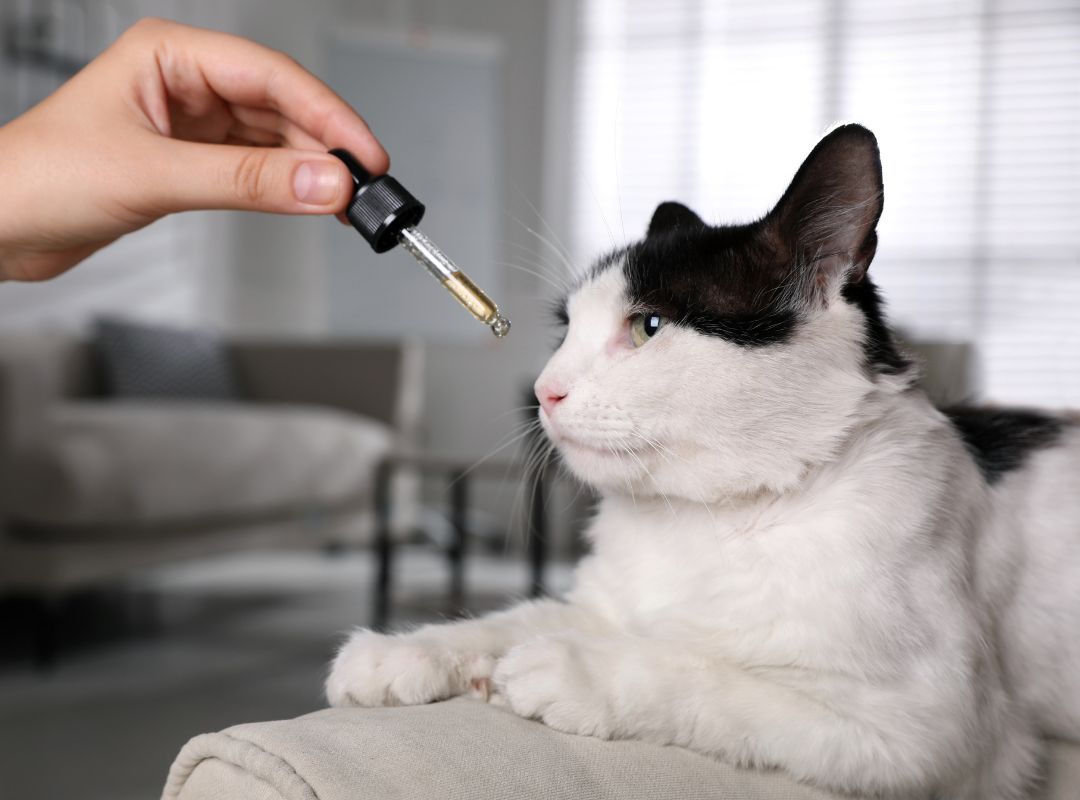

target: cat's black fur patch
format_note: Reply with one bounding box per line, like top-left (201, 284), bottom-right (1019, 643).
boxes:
top-left (944, 407), bottom-right (1066, 484)
top-left (562, 126), bottom-right (910, 371)
top-left (622, 219), bottom-right (798, 347)
top-left (840, 278), bottom-right (911, 375)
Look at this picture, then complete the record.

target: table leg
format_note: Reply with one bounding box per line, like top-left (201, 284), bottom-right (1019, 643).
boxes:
top-left (448, 470), bottom-right (468, 614)
top-left (372, 459), bottom-right (394, 631)
top-left (529, 458), bottom-right (548, 597)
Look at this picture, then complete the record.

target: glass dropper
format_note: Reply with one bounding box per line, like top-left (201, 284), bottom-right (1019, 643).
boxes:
top-left (330, 149), bottom-right (510, 338)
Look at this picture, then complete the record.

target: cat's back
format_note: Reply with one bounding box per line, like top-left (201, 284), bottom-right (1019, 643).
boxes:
top-left (952, 406), bottom-right (1080, 741)
top-left (943, 406), bottom-right (1072, 485)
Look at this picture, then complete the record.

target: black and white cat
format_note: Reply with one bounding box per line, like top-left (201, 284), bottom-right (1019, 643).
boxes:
top-left (326, 124), bottom-right (1080, 799)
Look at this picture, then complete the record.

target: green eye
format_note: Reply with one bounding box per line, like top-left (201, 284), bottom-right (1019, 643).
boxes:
top-left (629, 313), bottom-right (665, 347)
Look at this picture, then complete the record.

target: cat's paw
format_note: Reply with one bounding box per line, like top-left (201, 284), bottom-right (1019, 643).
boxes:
top-left (326, 629), bottom-right (495, 707)
top-left (493, 633), bottom-right (615, 739)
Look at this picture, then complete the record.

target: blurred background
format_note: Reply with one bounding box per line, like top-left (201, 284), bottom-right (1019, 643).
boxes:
top-left (0, 1), bottom-right (1076, 798)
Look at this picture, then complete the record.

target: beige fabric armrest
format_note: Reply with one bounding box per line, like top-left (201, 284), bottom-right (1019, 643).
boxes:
top-left (163, 699), bottom-right (1080, 800)
top-left (162, 699), bottom-right (845, 800)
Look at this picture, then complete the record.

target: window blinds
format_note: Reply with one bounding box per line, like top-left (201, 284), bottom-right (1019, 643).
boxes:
top-left (568, 0), bottom-right (1080, 408)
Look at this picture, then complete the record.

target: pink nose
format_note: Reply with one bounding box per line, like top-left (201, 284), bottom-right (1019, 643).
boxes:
top-left (536, 382), bottom-right (567, 416)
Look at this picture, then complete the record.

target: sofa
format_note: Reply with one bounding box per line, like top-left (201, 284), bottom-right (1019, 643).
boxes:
top-left (0, 332), bottom-right (422, 602)
top-left (163, 699), bottom-right (1080, 799)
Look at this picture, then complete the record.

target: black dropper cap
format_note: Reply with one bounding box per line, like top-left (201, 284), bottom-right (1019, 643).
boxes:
top-left (330, 148), bottom-right (426, 253)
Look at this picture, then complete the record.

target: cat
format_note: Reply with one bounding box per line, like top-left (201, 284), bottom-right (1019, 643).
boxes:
top-left (325, 124), bottom-right (1080, 799)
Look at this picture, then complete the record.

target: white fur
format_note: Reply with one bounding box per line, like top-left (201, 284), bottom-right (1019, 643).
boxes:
top-left (327, 264), bottom-right (1078, 799)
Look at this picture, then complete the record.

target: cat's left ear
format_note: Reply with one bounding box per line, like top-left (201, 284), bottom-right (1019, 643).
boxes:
top-left (647, 201), bottom-right (705, 237)
top-left (768, 124), bottom-right (883, 292)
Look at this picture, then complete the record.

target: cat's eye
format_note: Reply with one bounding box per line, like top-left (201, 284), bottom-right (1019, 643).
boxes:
top-left (629, 313), bottom-right (665, 347)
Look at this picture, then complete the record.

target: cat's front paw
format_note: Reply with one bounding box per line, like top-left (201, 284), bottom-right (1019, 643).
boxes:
top-left (493, 633), bottom-right (615, 739)
top-left (326, 629), bottom-right (495, 708)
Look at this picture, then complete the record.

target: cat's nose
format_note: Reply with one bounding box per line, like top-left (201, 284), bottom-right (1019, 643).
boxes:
top-left (535, 381), bottom-right (567, 416)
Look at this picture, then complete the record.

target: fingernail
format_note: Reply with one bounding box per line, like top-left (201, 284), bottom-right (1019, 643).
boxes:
top-left (293, 161), bottom-right (343, 205)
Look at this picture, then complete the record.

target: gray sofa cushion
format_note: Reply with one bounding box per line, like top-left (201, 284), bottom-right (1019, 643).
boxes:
top-left (163, 700), bottom-right (1080, 800)
top-left (9, 401), bottom-right (392, 533)
top-left (95, 318), bottom-right (240, 401)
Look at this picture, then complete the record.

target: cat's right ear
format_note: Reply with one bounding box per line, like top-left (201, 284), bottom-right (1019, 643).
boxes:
top-left (647, 201), bottom-right (704, 237)
top-left (767, 124), bottom-right (883, 293)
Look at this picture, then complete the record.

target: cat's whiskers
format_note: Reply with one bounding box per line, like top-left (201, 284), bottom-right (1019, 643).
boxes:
top-left (446, 418), bottom-right (544, 491)
top-left (621, 443), bottom-right (678, 518)
top-left (502, 240), bottom-right (575, 289)
top-left (499, 261), bottom-right (570, 295)
top-left (504, 211), bottom-right (579, 282)
top-left (607, 442), bottom-right (641, 511)
top-left (611, 95), bottom-right (627, 243)
top-left (514, 191), bottom-right (580, 282)
top-left (504, 417), bottom-right (555, 512)
top-left (501, 242), bottom-right (578, 295)
top-left (508, 430), bottom-right (559, 557)
top-left (631, 428), bottom-right (719, 526)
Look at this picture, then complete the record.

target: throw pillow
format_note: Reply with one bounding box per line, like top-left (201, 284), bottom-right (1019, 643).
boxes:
top-left (93, 317), bottom-right (239, 401)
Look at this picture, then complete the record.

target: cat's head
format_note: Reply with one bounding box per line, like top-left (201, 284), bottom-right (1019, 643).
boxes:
top-left (535, 124), bottom-right (914, 503)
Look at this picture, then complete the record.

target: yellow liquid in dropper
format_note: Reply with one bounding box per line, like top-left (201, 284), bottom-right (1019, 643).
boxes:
top-left (397, 227), bottom-right (511, 338)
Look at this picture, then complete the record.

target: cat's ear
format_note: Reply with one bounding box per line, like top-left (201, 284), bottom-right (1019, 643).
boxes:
top-left (648, 201), bottom-right (704, 237)
top-left (768, 124), bottom-right (883, 291)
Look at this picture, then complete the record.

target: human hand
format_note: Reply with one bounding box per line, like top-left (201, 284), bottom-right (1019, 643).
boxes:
top-left (0, 17), bottom-right (387, 281)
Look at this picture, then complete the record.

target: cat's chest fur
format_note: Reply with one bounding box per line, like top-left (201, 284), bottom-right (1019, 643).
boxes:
top-left (572, 501), bottom-right (865, 664)
top-left (567, 412), bottom-right (984, 675)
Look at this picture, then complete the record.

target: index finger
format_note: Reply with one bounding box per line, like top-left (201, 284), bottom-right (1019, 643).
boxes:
top-left (146, 20), bottom-right (390, 172)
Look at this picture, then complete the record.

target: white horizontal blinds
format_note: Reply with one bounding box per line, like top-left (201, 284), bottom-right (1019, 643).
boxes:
top-left (570, 0), bottom-right (828, 263)
top-left (839, 0), bottom-right (984, 342)
top-left (696, 1), bottom-right (828, 223)
top-left (0, 218), bottom-right (202, 331)
top-left (570, 0), bottom-right (1080, 408)
top-left (572, 0), bottom-right (706, 262)
top-left (979, 3), bottom-right (1080, 406)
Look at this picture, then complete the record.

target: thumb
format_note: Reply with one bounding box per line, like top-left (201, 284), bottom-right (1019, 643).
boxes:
top-left (150, 141), bottom-right (354, 215)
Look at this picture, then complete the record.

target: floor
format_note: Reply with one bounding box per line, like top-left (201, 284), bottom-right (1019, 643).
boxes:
top-left (0, 548), bottom-right (572, 800)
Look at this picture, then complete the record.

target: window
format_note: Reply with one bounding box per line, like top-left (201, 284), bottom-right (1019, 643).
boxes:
top-left (567, 0), bottom-right (1080, 407)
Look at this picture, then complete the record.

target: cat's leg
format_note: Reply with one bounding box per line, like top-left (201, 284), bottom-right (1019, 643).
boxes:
top-left (326, 599), bottom-right (604, 708)
top-left (494, 632), bottom-right (1026, 798)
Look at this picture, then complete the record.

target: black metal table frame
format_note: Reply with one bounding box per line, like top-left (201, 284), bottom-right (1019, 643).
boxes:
top-left (372, 451), bottom-right (554, 630)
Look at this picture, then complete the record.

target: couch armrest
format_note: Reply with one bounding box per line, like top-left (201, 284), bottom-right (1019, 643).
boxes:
top-left (0, 335), bottom-right (100, 525)
top-left (162, 699), bottom-right (844, 800)
top-left (0, 344), bottom-right (42, 453)
top-left (0, 336), bottom-right (83, 463)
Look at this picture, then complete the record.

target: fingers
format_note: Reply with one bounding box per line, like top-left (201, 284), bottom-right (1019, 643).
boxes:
top-left (0, 242), bottom-right (109, 283)
top-left (228, 104), bottom-right (327, 151)
top-left (141, 20), bottom-right (389, 173)
top-left (225, 122), bottom-right (283, 147)
top-left (150, 140), bottom-right (353, 215)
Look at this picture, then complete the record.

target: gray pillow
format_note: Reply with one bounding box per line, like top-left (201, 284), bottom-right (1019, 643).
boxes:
top-left (94, 317), bottom-right (239, 401)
